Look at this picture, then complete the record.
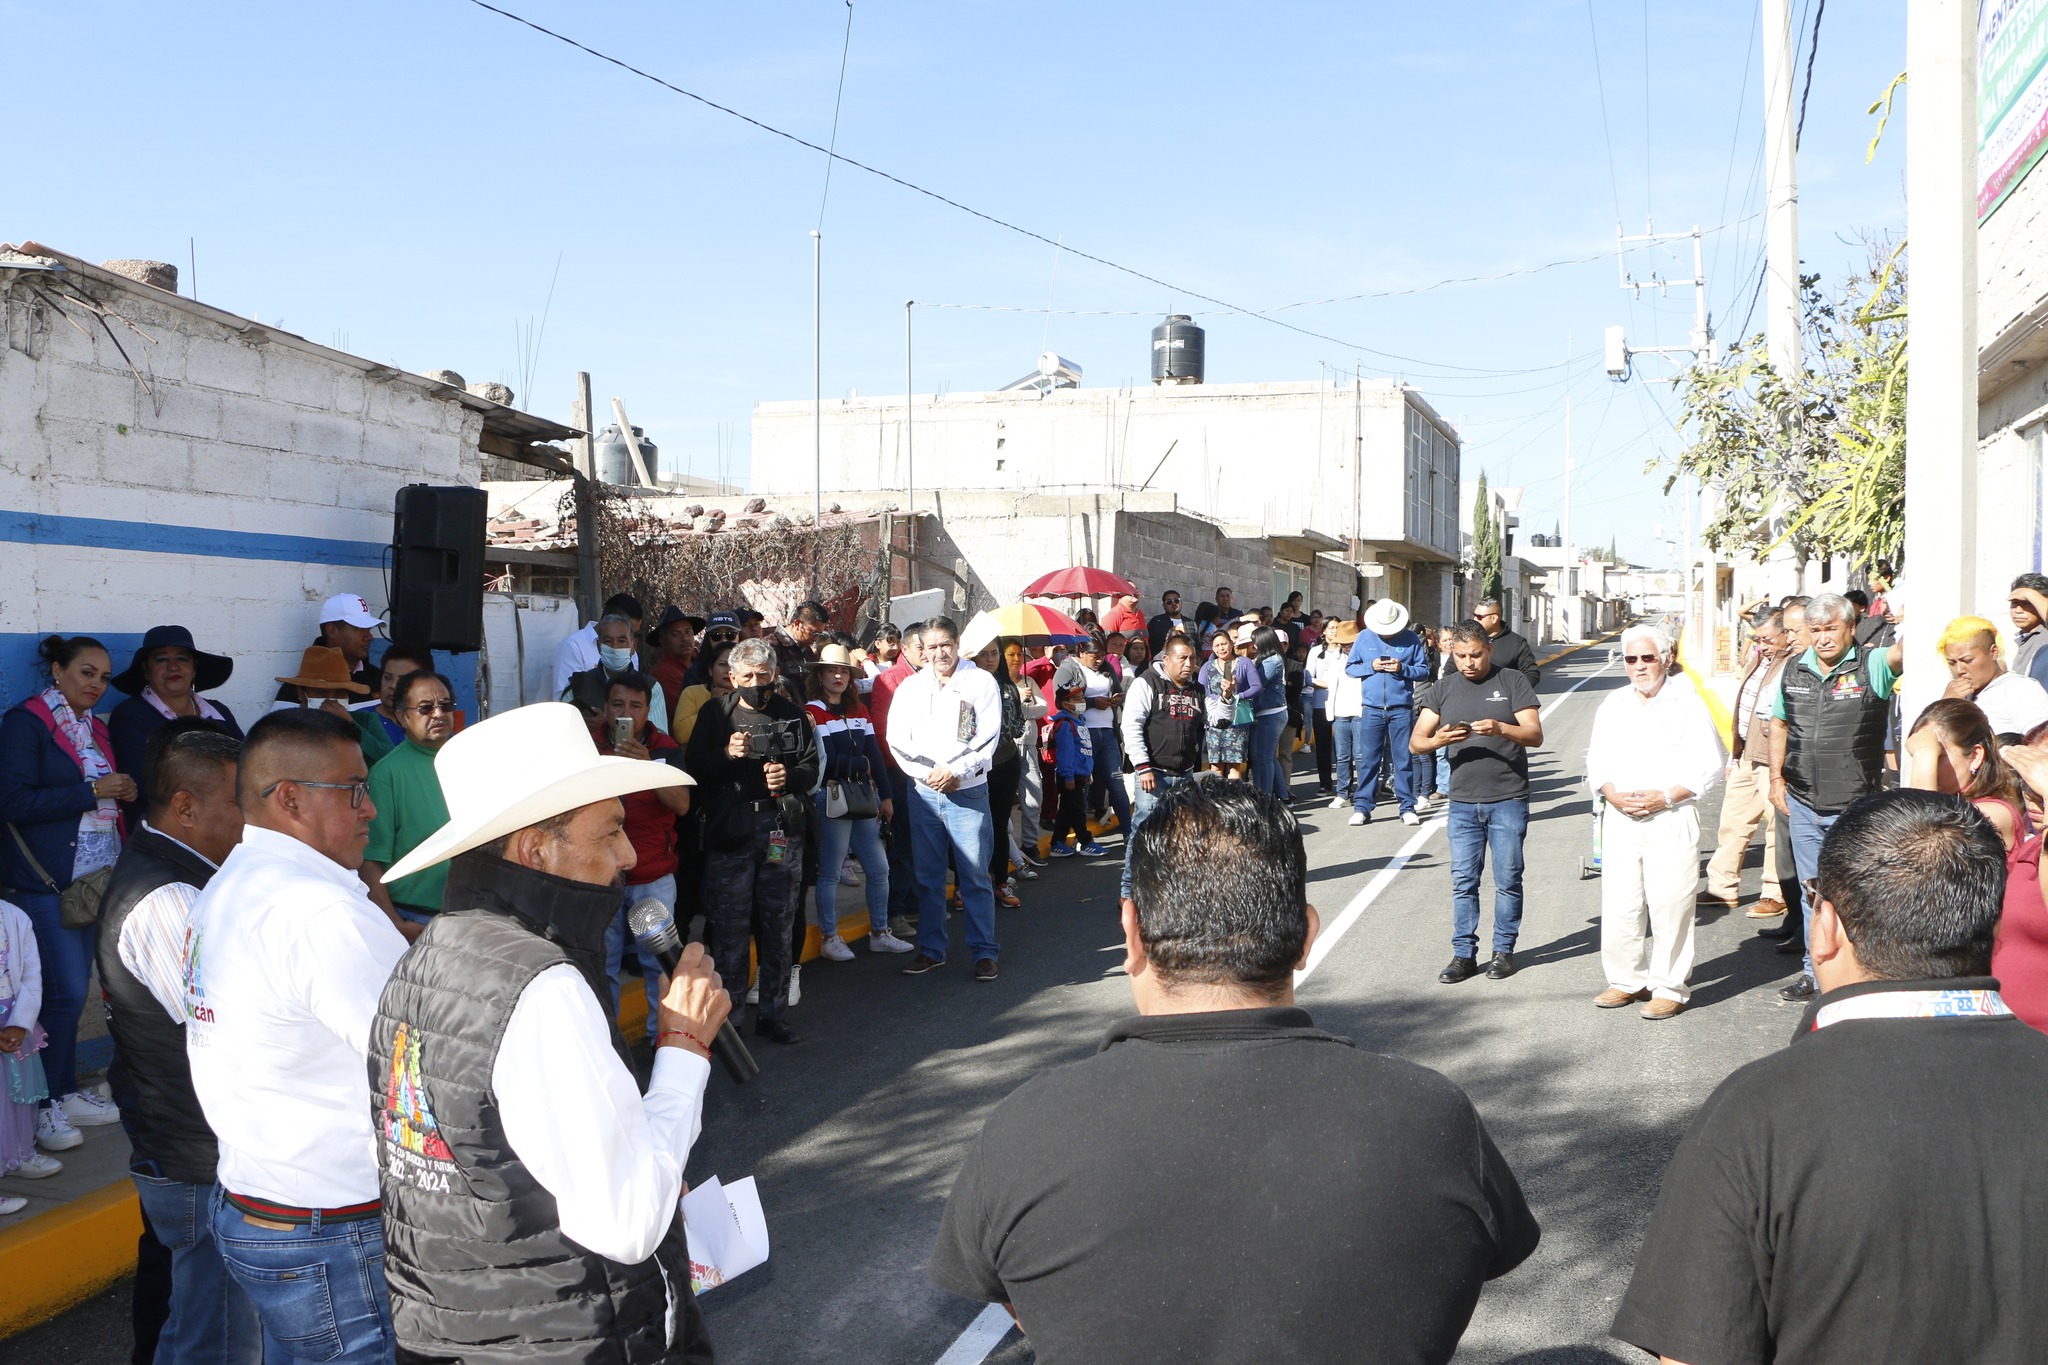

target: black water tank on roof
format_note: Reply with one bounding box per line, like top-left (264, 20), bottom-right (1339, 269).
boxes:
top-left (1151, 315), bottom-right (1205, 385)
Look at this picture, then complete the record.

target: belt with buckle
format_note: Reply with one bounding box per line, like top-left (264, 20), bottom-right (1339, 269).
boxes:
top-left (224, 1190), bottom-right (382, 1228)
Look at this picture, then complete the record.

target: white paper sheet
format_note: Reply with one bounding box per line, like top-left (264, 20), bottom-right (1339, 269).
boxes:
top-left (682, 1174), bottom-right (770, 1293)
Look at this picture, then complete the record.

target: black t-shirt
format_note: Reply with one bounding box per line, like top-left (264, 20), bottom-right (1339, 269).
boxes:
top-left (1421, 665), bottom-right (1540, 803)
top-left (1613, 977), bottom-right (2048, 1365)
top-left (930, 1007), bottom-right (1539, 1365)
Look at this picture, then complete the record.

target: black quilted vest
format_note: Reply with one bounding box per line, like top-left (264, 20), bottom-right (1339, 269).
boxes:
top-left (96, 825), bottom-right (220, 1185)
top-left (370, 852), bottom-right (711, 1364)
top-left (1779, 648), bottom-right (1891, 813)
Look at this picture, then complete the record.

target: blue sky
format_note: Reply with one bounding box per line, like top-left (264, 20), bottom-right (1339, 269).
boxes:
top-left (7, 0), bottom-right (1905, 566)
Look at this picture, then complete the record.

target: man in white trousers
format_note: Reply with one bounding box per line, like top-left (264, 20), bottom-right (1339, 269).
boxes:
top-left (1584, 624), bottom-right (1726, 1020)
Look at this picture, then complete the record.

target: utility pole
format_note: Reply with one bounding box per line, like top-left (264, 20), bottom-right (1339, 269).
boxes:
top-left (811, 230), bottom-right (823, 534)
top-left (570, 371), bottom-right (600, 622)
top-left (1350, 375), bottom-right (1362, 564)
top-left (1562, 334), bottom-right (1575, 635)
top-left (1762, 0), bottom-right (1802, 376)
top-left (904, 299), bottom-right (916, 593)
top-left (1900, 0), bottom-right (1979, 741)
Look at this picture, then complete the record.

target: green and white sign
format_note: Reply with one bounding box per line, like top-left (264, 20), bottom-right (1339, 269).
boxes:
top-left (1982, 0), bottom-right (2048, 220)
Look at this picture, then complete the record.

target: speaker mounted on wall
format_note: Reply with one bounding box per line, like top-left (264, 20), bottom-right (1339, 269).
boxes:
top-left (390, 484), bottom-right (487, 652)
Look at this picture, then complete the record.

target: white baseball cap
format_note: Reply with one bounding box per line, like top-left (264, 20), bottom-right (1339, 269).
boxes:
top-left (319, 593), bottom-right (382, 629)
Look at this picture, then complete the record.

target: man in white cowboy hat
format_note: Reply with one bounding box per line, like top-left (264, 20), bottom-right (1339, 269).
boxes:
top-left (366, 701), bottom-right (728, 1364)
top-left (1344, 598), bottom-right (1432, 827)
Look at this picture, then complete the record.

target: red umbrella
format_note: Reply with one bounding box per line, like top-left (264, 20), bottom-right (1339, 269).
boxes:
top-left (1020, 566), bottom-right (1138, 599)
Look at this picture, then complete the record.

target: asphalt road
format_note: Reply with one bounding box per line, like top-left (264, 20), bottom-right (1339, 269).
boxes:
top-left (2, 646), bottom-right (1804, 1364)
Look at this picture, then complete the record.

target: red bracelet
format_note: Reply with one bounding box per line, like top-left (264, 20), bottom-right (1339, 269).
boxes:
top-left (656, 1029), bottom-right (711, 1056)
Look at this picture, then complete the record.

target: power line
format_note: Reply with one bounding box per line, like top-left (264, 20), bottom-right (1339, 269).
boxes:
top-left (1795, 0), bottom-right (1826, 148)
top-left (1706, 0), bottom-right (1762, 289)
top-left (460, 0), bottom-right (1537, 376)
top-left (1585, 0), bottom-right (1627, 224)
top-left (816, 0), bottom-right (855, 229)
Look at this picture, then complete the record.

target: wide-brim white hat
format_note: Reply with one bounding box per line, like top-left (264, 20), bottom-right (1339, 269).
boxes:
top-left (382, 702), bottom-right (692, 882)
top-left (1363, 599), bottom-right (1410, 636)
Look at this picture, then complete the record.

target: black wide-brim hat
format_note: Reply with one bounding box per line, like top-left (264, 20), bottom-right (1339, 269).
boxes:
top-left (651, 604), bottom-right (707, 645)
top-left (113, 625), bottom-right (235, 696)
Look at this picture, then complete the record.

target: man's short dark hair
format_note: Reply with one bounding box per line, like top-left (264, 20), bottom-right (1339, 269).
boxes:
top-left (379, 642), bottom-right (436, 676)
top-left (1475, 597), bottom-right (1503, 614)
top-left (1160, 636), bottom-right (1196, 658)
top-left (145, 719), bottom-right (241, 819)
top-left (238, 708), bottom-right (361, 805)
top-left (602, 592), bottom-right (644, 622)
top-left (1127, 781), bottom-right (1308, 995)
top-left (2013, 573), bottom-right (2048, 596)
top-left (607, 668), bottom-right (655, 702)
top-left (393, 670), bottom-right (453, 712)
top-left (1450, 620), bottom-right (1492, 649)
top-left (1817, 790), bottom-right (2006, 980)
top-left (793, 600), bottom-right (828, 626)
top-left (1845, 589), bottom-right (1871, 612)
top-left (923, 615), bottom-right (960, 643)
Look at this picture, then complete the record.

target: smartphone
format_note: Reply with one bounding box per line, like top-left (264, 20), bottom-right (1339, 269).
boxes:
top-left (611, 716), bottom-right (634, 747)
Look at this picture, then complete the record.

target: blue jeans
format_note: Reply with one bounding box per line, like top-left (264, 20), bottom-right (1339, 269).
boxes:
top-left (1249, 708), bottom-right (1290, 801)
top-left (1448, 797), bottom-right (1530, 958)
top-left (1785, 794), bottom-right (1839, 977)
top-left (131, 1172), bottom-right (261, 1365)
top-left (1088, 725), bottom-right (1134, 835)
top-left (910, 782), bottom-right (998, 963)
top-left (1354, 707), bottom-right (1416, 815)
top-left (605, 873), bottom-right (675, 1040)
top-left (1121, 770), bottom-right (1195, 899)
top-left (1331, 715), bottom-right (1364, 804)
top-left (211, 1192), bottom-right (394, 1365)
top-left (1435, 750), bottom-right (1451, 794)
top-left (812, 794), bottom-right (890, 937)
top-left (17, 891), bottom-right (94, 1101)
top-left (393, 906), bottom-right (434, 927)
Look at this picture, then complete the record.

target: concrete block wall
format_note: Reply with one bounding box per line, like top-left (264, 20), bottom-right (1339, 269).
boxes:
top-left (1109, 512), bottom-right (1269, 613)
top-left (0, 266), bottom-right (484, 719)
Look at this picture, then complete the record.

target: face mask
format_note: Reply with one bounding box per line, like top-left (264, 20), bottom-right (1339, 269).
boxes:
top-left (737, 683), bottom-right (776, 710)
top-left (600, 645), bottom-right (634, 672)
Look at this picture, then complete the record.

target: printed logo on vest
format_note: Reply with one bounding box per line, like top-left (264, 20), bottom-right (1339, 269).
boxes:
top-left (183, 926), bottom-right (213, 1024)
top-left (1829, 674), bottom-right (1866, 700)
top-left (383, 1021), bottom-right (456, 1189)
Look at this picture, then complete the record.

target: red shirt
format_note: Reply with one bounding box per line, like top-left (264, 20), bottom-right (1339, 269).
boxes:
top-left (650, 655), bottom-right (690, 729)
top-left (868, 658), bottom-right (915, 763)
top-left (598, 724), bottom-right (683, 885)
top-left (1103, 604), bottom-right (1146, 635)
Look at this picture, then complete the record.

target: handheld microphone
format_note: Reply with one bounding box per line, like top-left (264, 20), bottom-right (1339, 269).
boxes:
top-left (627, 899), bottom-right (760, 1085)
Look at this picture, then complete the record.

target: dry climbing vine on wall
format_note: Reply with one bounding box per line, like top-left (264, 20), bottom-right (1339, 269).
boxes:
top-left (557, 483), bottom-right (891, 625)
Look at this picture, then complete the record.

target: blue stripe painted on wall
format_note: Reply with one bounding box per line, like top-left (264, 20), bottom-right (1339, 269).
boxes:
top-left (0, 634), bottom-right (480, 730)
top-left (0, 510), bottom-right (387, 568)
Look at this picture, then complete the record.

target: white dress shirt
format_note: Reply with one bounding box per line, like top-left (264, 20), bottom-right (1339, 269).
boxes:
top-left (1585, 676), bottom-right (1726, 805)
top-left (118, 823), bottom-right (218, 1023)
top-left (493, 965), bottom-right (710, 1265)
top-left (886, 664), bottom-right (1004, 790)
top-left (186, 825), bottom-right (408, 1207)
top-left (1973, 671), bottom-right (2048, 738)
top-left (552, 623), bottom-right (601, 697)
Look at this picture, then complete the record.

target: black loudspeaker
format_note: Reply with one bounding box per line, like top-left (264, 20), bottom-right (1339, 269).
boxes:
top-left (391, 485), bottom-right (487, 652)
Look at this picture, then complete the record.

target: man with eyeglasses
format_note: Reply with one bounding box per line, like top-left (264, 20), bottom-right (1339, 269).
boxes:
top-left (1702, 610), bottom-right (1795, 918)
top-left (185, 708), bottom-right (409, 1365)
top-left (362, 670), bottom-right (461, 936)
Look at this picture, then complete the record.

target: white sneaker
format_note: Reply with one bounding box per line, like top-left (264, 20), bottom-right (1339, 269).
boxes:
top-left (819, 934), bottom-right (855, 962)
top-left (1402, 810), bottom-right (1422, 827)
top-left (869, 929), bottom-right (916, 954)
top-left (11, 1151), bottom-right (65, 1179)
top-left (839, 862), bottom-right (862, 887)
top-left (744, 980), bottom-right (760, 1006)
top-left (787, 964), bottom-right (802, 1008)
top-left (0, 1195), bottom-right (25, 1214)
top-left (1015, 865), bottom-right (1039, 881)
top-left (1347, 811), bottom-right (1368, 827)
top-left (35, 1107), bottom-right (82, 1152)
top-left (60, 1089), bottom-right (121, 1128)
top-left (1328, 796), bottom-right (1347, 810)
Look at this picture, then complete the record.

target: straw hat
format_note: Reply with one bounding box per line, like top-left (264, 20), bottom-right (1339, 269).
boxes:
top-left (807, 642), bottom-right (862, 669)
top-left (1324, 618), bottom-right (1362, 647)
top-left (1363, 599), bottom-right (1411, 637)
top-left (274, 645), bottom-right (370, 695)
top-left (381, 702), bottom-right (692, 882)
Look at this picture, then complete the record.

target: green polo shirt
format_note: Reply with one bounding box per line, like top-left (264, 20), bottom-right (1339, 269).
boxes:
top-left (1768, 644), bottom-right (1899, 722)
top-left (365, 739), bottom-right (451, 914)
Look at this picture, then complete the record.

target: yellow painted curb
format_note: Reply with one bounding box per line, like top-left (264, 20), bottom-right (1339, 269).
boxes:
top-left (0, 1177), bottom-right (142, 1336)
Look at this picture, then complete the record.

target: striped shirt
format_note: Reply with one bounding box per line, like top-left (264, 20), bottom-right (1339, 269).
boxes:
top-left (116, 823), bottom-right (217, 1024)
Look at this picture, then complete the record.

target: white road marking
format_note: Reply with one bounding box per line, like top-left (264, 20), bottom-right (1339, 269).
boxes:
top-left (935, 1305), bottom-right (1016, 1364)
top-left (932, 650), bottom-right (1615, 1363)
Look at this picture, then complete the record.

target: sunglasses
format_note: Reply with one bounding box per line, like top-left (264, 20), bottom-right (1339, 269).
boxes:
top-left (1622, 653), bottom-right (1662, 664)
top-left (410, 700), bottom-right (458, 715)
top-left (261, 778), bottom-right (369, 808)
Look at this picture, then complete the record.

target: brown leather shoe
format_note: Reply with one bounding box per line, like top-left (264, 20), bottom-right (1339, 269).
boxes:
top-left (1745, 899), bottom-right (1787, 919)
top-left (1594, 986), bottom-right (1651, 1008)
top-left (1696, 892), bottom-right (1738, 910)
top-left (1640, 998), bottom-right (1685, 1021)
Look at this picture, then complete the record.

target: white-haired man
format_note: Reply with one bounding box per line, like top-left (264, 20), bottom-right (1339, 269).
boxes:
top-left (1585, 625), bottom-right (1725, 1019)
